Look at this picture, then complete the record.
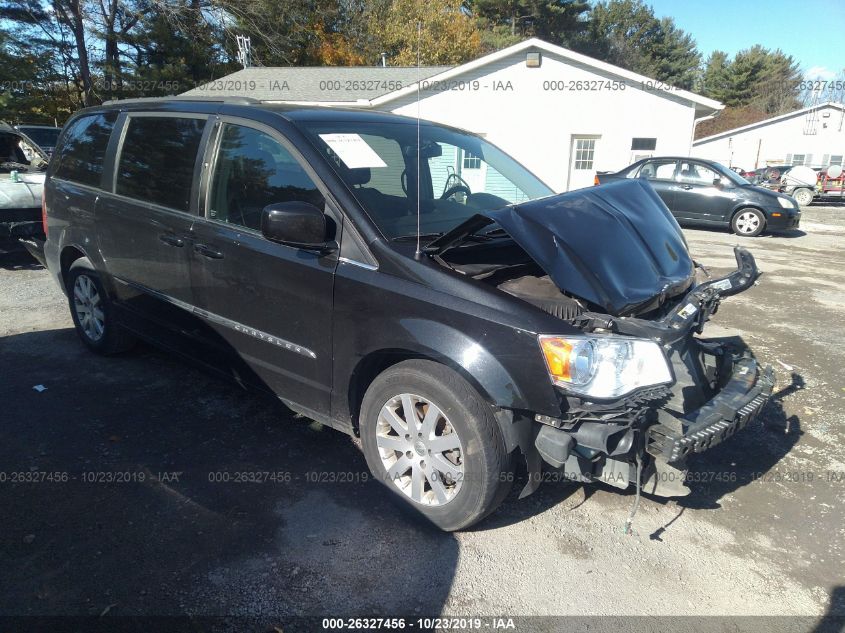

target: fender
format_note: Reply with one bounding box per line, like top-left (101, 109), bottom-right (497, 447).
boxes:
top-left (345, 320), bottom-right (549, 496)
top-left (396, 318), bottom-right (532, 411)
top-left (54, 224), bottom-right (108, 294)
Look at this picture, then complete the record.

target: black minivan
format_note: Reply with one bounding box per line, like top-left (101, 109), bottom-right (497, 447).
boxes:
top-left (31, 97), bottom-right (775, 530)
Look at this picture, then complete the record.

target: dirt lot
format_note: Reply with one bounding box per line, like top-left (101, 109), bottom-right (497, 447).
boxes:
top-left (1, 207), bottom-right (843, 632)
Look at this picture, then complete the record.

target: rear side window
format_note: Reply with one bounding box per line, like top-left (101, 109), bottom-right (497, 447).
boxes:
top-left (53, 112), bottom-right (117, 186)
top-left (116, 116), bottom-right (205, 212)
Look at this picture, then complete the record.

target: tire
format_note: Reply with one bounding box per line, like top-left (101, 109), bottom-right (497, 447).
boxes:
top-left (66, 262), bottom-right (136, 355)
top-left (792, 188), bottom-right (814, 207)
top-left (731, 208), bottom-right (765, 237)
top-left (359, 360), bottom-right (513, 531)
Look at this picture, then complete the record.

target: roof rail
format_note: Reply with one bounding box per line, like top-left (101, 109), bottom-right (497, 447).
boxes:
top-left (101, 95), bottom-right (261, 106)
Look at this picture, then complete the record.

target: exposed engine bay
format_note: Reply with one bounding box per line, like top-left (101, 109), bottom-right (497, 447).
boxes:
top-left (425, 180), bottom-right (775, 507)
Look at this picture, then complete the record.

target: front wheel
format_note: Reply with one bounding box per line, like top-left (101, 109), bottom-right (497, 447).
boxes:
top-left (731, 208), bottom-right (765, 237)
top-left (359, 360), bottom-right (513, 531)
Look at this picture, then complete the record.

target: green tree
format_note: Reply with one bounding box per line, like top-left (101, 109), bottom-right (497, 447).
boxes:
top-left (0, 2), bottom-right (83, 121)
top-left (696, 46), bottom-right (803, 139)
top-left (575, 0), bottom-right (700, 89)
top-left (126, 0), bottom-right (235, 95)
top-left (468, 0), bottom-right (590, 51)
top-left (700, 50), bottom-right (731, 102)
top-left (700, 45), bottom-right (801, 112)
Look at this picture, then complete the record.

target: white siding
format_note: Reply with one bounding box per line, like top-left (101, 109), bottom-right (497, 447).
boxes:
top-left (693, 106), bottom-right (845, 170)
top-left (383, 49), bottom-right (700, 192)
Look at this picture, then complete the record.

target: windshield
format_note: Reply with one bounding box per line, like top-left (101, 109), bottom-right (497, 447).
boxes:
top-left (299, 120), bottom-right (554, 239)
top-left (19, 127), bottom-right (60, 148)
top-left (711, 162), bottom-right (751, 186)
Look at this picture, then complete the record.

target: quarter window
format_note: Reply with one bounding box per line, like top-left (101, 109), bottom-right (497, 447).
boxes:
top-left (208, 124), bottom-right (324, 232)
top-left (116, 116), bottom-right (205, 212)
top-left (53, 112), bottom-right (117, 187)
top-left (573, 138), bottom-right (595, 170)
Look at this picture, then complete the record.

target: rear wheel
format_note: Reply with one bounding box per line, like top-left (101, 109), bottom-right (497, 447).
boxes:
top-left (731, 208), bottom-right (765, 237)
top-left (792, 187), bottom-right (814, 207)
top-left (359, 360), bottom-right (513, 531)
top-left (66, 263), bottom-right (135, 355)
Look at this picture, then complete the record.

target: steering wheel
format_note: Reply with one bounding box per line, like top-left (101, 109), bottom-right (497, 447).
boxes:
top-left (440, 184), bottom-right (471, 201)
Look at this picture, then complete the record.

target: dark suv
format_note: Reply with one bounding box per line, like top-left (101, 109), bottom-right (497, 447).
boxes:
top-left (28, 98), bottom-right (775, 531)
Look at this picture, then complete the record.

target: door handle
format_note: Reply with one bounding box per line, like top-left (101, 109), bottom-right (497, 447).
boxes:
top-left (680, 184), bottom-right (693, 190)
top-left (194, 243), bottom-right (224, 259)
top-left (159, 234), bottom-right (185, 247)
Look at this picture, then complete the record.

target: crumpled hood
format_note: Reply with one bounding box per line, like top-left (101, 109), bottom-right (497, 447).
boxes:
top-left (430, 179), bottom-right (695, 316)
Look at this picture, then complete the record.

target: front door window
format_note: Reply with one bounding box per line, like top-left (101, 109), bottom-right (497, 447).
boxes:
top-left (209, 124), bottom-right (324, 231)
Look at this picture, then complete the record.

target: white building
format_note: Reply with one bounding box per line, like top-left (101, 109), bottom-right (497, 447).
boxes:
top-left (692, 102), bottom-right (845, 171)
top-left (183, 38), bottom-right (723, 192)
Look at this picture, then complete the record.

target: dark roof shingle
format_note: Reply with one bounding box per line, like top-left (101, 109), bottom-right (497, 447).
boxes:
top-left (182, 66), bottom-right (452, 103)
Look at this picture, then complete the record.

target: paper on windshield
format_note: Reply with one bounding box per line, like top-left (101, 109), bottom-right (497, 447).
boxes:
top-left (319, 133), bottom-right (387, 169)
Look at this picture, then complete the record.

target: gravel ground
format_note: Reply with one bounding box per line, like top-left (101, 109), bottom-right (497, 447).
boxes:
top-left (1, 206), bottom-right (843, 631)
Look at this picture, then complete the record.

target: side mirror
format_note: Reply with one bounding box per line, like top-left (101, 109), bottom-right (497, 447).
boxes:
top-left (713, 176), bottom-right (726, 187)
top-left (260, 201), bottom-right (333, 251)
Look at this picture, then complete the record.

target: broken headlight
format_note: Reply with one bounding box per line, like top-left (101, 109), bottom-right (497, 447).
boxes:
top-left (538, 335), bottom-right (672, 399)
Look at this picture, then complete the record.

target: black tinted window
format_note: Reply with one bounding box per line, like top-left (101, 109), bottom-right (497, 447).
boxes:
top-left (208, 124), bottom-right (323, 231)
top-left (54, 113), bottom-right (117, 186)
top-left (117, 116), bottom-right (205, 212)
top-left (631, 137), bottom-right (657, 151)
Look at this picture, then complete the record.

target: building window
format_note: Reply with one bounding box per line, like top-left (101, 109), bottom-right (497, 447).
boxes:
top-left (830, 155), bottom-right (843, 166)
top-left (791, 154), bottom-right (806, 166)
top-left (462, 151), bottom-right (481, 169)
top-left (631, 137), bottom-right (657, 151)
top-left (574, 138), bottom-right (596, 170)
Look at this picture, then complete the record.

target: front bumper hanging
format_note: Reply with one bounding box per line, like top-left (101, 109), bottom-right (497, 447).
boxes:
top-left (647, 357), bottom-right (775, 463)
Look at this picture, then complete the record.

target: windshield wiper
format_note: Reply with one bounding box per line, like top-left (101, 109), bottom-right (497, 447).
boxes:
top-left (393, 231), bottom-right (502, 243)
top-left (392, 232), bottom-right (444, 242)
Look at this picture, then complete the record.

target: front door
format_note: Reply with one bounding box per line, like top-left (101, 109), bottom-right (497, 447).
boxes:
top-left (189, 120), bottom-right (337, 416)
top-left (673, 160), bottom-right (736, 224)
top-left (567, 136), bottom-right (600, 191)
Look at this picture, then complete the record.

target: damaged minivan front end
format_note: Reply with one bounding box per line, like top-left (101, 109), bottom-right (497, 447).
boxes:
top-left (426, 179), bottom-right (775, 500)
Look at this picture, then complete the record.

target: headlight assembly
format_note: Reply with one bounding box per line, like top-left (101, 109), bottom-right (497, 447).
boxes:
top-left (777, 197), bottom-right (797, 209)
top-left (538, 335), bottom-right (672, 399)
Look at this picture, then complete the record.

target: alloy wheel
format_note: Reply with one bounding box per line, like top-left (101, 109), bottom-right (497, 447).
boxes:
top-left (73, 274), bottom-right (105, 342)
top-left (375, 393), bottom-right (464, 506)
top-left (735, 211), bottom-right (761, 235)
